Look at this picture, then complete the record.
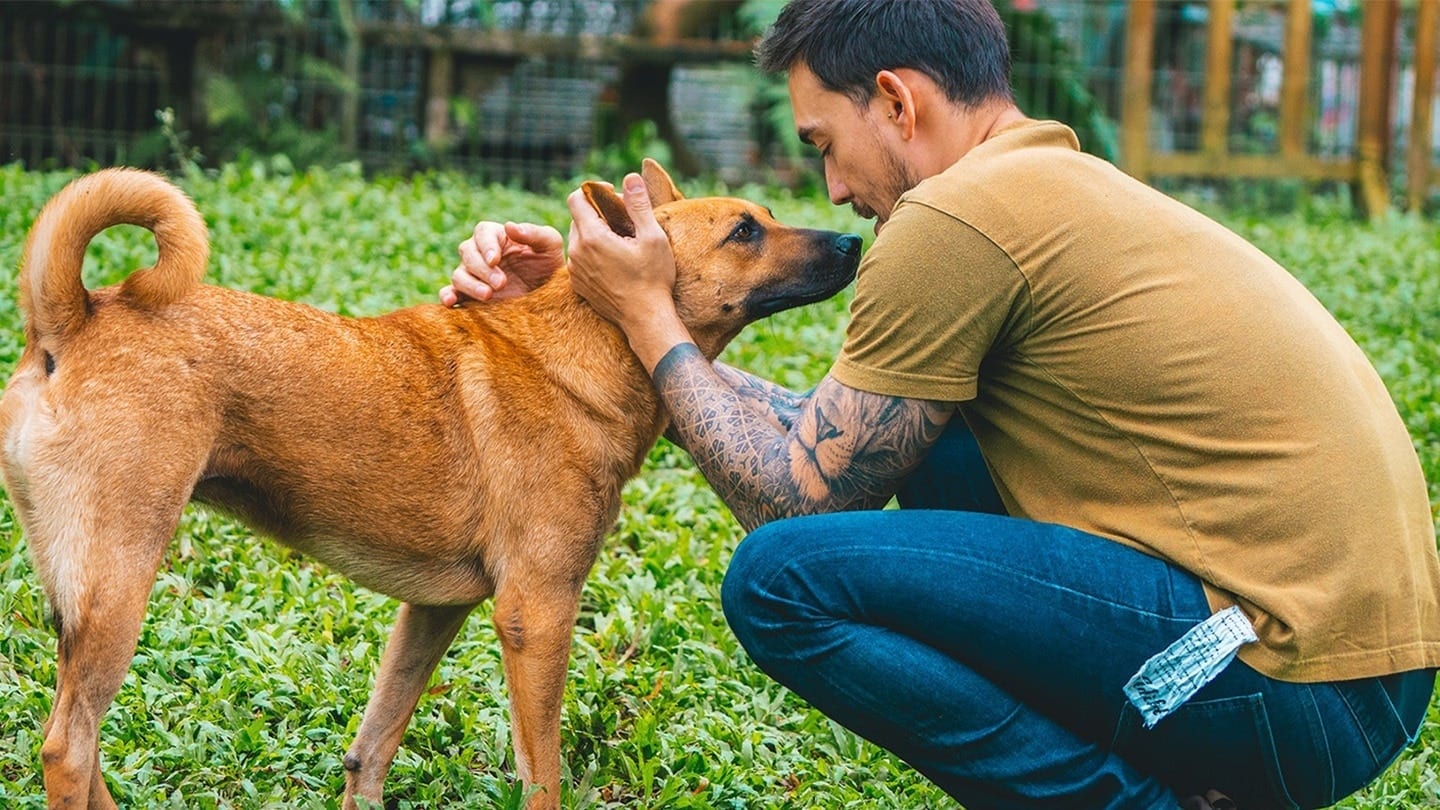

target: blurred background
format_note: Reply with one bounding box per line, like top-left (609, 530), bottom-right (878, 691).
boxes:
top-left (1, 0), bottom-right (1437, 213)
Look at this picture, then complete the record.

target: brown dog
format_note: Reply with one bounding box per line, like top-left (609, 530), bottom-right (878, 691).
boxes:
top-left (0, 160), bottom-right (860, 809)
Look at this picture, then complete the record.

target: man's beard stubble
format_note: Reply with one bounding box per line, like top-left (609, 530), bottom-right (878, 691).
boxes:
top-left (856, 143), bottom-right (924, 224)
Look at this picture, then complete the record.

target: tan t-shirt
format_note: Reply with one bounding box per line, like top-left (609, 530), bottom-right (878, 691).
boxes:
top-left (832, 119), bottom-right (1440, 682)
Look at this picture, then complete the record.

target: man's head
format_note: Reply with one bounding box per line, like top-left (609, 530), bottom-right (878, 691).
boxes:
top-left (755, 0), bottom-right (1012, 108)
top-left (755, 0), bottom-right (1015, 228)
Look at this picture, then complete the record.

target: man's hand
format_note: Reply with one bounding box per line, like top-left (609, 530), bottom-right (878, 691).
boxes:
top-left (440, 220), bottom-right (564, 306)
top-left (566, 173), bottom-right (690, 371)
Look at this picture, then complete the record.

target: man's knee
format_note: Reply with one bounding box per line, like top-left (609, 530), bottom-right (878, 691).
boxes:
top-left (722, 519), bottom-right (805, 660)
top-left (721, 523), bottom-right (776, 631)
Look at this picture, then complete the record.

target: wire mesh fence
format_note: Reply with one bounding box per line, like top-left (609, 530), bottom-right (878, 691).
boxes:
top-left (1, 0), bottom-right (1436, 201)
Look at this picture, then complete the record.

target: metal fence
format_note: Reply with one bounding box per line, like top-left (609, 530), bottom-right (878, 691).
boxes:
top-left (1, 0), bottom-right (1437, 208)
top-left (0, 0), bottom-right (764, 184)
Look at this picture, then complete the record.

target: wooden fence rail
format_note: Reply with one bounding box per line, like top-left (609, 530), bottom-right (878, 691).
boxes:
top-left (5, 0), bottom-right (1437, 210)
top-left (1120, 0), bottom-right (1438, 217)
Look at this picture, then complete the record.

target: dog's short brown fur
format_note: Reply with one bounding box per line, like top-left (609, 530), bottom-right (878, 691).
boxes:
top-left (0, 161), bottom-right (860, 809)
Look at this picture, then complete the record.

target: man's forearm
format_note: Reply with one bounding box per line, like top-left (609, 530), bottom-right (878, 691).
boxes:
top-left (653, 344), bottom-right (800, 530)
top-left (652, 344), bottom-right (927, 531)
top-left (712, 362), bottom-right (811, 432)
top-left (663, 362), bottom-right (807, 449)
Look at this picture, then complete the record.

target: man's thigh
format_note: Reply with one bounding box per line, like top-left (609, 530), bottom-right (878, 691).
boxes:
top-left (727, 507), bottom-right (1212, 745)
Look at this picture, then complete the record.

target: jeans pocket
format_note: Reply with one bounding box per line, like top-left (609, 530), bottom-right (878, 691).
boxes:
top-left (1111, 693), bottom-right (1299, 810)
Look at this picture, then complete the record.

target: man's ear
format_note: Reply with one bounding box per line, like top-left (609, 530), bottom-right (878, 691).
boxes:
top-left (874, 69), bottom-right (920, 137)
top-left (641, 158), bottom-right (684, 205)
top-left (581, 181), bottom-right (635, 237)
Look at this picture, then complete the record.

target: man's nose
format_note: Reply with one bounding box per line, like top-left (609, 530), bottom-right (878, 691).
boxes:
top-left (825, 169), bottom-right (850, 206)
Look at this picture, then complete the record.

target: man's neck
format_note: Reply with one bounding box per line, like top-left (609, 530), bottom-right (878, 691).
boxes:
top-left (926, 101), bottom-right (1028, 174)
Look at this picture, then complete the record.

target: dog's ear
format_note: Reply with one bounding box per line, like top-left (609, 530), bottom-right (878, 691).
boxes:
top-left (581, 181), bottom-right (636, 238)
top-left (641, 158), bottom-right (684, 205)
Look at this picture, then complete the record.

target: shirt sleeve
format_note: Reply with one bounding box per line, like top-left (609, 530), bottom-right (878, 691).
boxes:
top-left (830, 201), bottom-right (1029, 402)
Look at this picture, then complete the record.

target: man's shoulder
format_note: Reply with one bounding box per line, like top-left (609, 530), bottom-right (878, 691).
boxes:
top-left (901, 120), bottom-right (1160, 244)
top-left (910, 119), bottom-right (1084, 197)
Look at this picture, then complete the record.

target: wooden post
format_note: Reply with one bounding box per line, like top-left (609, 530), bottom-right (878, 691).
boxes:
top-left (1201, 0), bottom-right (1235, 161)
top-left (1121, 0), bottom-right (1156, 178)
top-left (425, 48), bottom-right (454, 153)
top-left (1356, 0), bottom-right (1400, 219)
top-left (335, 0), bottom-right (360, 153)
top-left (1279, 0), bottom-right (1312, 160)
top-left (1408, 0), bottom-right (1438, 213)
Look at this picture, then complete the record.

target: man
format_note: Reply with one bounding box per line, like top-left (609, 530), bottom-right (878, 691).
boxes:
top-left (443, 1), bottom-right (1440, 807)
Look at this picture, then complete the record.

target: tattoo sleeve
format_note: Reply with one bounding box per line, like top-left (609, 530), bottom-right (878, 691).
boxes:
top-left (712, 362), bottom-right (811, 432)
top-left (652, 343), bottom-right (951, 531)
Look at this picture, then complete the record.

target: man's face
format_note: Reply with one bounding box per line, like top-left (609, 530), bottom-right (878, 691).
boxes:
top-left (788, 63), bottom-right (920, 231)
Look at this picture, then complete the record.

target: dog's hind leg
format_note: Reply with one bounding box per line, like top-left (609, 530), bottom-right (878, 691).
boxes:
top-left (34, 507), bottom-right (179, 809)
top-left (493, 576), bottom-right (585, 810)
top-left (342, 601), bottom-right (477, 810)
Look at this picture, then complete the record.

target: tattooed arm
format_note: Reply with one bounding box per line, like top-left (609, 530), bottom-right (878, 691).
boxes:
top-left (663, 362), bottom-right (808, 447)
top-left (711, 362), bottom-right (812, 432)
top-left (656, 344), bottom-right (951, 531)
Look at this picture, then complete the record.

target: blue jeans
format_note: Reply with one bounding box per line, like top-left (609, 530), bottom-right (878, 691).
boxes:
top-left (721, 421), bottom-right (1435, 809)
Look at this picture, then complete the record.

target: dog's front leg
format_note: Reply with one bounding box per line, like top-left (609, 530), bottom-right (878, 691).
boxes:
top-left (342, 601), bottom-right (476, 810)
top-left (493, 578), bottom-right (584, 810)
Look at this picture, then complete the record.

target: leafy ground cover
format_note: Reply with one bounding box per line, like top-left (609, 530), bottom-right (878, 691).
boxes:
top-left (0, 162), bottom-right (1436, 808)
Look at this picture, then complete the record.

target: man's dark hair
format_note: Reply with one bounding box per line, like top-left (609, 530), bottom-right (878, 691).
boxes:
top-left (755, 0), bottom-right (1013, 108)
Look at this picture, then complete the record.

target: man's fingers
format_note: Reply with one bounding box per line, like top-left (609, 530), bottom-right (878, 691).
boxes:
top-left (622, 173), bottom-right (665, 241)
top-left (505, 221), bottom-right (564, 253)
top-left (471, 220), bottom-right (507, 265)
top-left (567, 187), bottom-right (607, 236)
top-left (622, 173), bottom-right (651, 212)
top-left (458, 238), bottom-right (486, 268)
top-left (450, 264), bottom-right (496, 301)
top-left (566, 187), bottom-right (591, 219)
top-left (458, 239), bottom-right (506, 288)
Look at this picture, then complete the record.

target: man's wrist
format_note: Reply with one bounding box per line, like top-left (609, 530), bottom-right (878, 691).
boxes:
top-left (613, 297), bottom-right (687, 373)
top-left (629, 315), bottom-right (694, 374)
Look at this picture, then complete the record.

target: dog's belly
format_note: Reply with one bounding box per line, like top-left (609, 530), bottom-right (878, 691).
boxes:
top-left (192, 468), bottom-right (496, 606)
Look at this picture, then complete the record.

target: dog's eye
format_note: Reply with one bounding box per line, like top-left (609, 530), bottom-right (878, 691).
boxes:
top-left (728, 220), bottom-right (759, 243)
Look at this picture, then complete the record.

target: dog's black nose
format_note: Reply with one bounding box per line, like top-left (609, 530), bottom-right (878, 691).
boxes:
top-left (835, 233), bottom-right (861, 257)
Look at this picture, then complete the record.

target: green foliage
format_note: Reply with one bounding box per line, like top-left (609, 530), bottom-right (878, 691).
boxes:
top-left (202, 50), bottom-right (356, 170)
top-left (584, 122), bottom-right (675, 186)
top-left (0, 164), bottom-right (1435, 808)
top-left (998, 1), bottom-right (1118, 161)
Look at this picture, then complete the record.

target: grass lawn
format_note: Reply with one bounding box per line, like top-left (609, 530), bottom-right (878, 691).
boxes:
top-left (0, 162), bottom-right (1436, 808)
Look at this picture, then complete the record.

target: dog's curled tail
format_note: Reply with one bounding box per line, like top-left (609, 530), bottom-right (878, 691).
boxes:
top-left (19, 168), bottom-right (208, 341)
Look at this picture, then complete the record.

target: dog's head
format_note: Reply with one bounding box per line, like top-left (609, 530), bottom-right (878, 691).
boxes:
top-left (581, 160), bottom-right (860, 358)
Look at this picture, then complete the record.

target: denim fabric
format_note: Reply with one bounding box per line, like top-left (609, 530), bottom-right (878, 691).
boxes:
top-left (721, 420), bottom-right (1436, 809)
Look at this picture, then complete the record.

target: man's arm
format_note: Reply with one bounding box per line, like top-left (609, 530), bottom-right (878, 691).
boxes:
top-left (664, 362), bottom-right (807, 446)
top-left (656, 344), bottom-right (951, 531)
top-left (711, 362), bottom-right (812, 432)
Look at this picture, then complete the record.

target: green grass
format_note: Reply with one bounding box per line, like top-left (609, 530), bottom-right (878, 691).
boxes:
top-left (0, 162), bottom-right (1436, 808)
